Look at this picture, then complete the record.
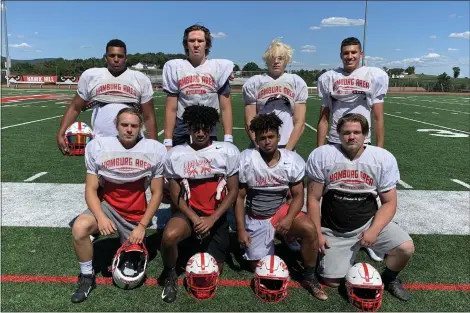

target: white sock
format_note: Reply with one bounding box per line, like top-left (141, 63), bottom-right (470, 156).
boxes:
top-left (79, 260), bottom-right (93, 275)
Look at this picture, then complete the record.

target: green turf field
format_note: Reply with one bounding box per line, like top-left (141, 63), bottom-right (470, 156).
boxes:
top-left (1, 88), bottom-right (469, 311)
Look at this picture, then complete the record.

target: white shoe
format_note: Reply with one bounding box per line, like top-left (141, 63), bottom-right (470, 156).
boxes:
top-left (366, 248), bottom-right (383, 262)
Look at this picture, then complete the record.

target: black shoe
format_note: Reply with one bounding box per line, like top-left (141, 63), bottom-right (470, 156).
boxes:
top-left (71, 273), bottom-right (96, 303)
top-left (301, 274), bottom-right (328, 301)
top-left (386, 278), bottom-right (410, 301)
top-left (161, 277), bottom-right (177, 303)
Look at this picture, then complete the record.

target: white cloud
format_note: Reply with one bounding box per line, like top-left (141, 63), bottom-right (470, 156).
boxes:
top-left (429, 35), bottom-right (437, 39)
top-left (291, 60), bottom-right (302, 64)
top-left (395, 48), bottom-right (401, 51)
top-left (211, 32), bottom-right (227, 39)
top-left (449, 13), bottom-right (457, 18)
top-left (385, 52), bottom-right (454, 68)
top-left (35, 49), bottom-right (42, 53)
top-left (320, 63), bottom-right (329, 66)
top-left (301, 49), bottom-right (316, 53)
top-left (320, 17), bottom-right (364, 27)
top-left (17, 34), bottom-right (25, 39)
top-left (448, 48), bottom-right (459, 51)
top-left (9, 43), bottom-right (31, 48)
top-left (34, 32), bottom-right (39, 35)
top-left (365, 56), bottom-right (385, 61)
top-left (449, 31), bottom-right (470, 39)
top-left (7, 33), bottom-right (11, 36)
top-left (309, 26), bottom-right (321, 30)
top-left (301, 45), bottom-right (316, 50)
top-left (80, 45), bottom-right (93, 48)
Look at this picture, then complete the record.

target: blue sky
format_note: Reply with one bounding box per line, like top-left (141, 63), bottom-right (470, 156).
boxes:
top-left (2, 1), bottom-right (469, 77)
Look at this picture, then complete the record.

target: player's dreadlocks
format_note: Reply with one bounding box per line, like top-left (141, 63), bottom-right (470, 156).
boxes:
top-left (182, 105), bottom-right (219, 131)
top-left (249, 113), bottom-right (283, 135)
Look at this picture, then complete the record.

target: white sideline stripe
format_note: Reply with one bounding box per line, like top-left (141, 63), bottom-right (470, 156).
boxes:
top-left (451, 179), bottom-right (470, 189)
top-left (158, 129), bottom-right (164, 136)
top-left (2, 99), bottom-right (54, 108)
top-left (24, 172), bottom-right (48, 182)
top-left (1, 115), bottom-right (63, 130)
top-left (384, 113), bottom-right (470, 135)
top-left (403, 103), bottom-right (470, 115)
top-left (233, 127), bottom-right (245, 130)
top-left (305, 122), bottom-right (317, 132)
top-left (398, 180), bottom-right (413, 189)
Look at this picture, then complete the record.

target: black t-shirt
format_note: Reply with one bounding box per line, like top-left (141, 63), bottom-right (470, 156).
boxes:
top-left (321, 190), bottom-right (378, 233)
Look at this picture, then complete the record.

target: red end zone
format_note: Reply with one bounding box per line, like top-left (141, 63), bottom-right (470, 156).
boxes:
top-left (1, 94), bottom-right (60, 104)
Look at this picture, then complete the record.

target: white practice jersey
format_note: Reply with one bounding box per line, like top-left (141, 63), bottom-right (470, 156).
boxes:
top-left (77, 68), bottom-right (154, 137)
top-left (243, 73), bottom-right (308, 146)
top-left (85, 136), bottom-right (166, 188)
top-left (317, 66), bottom-right (389, 144)
top-left (306, 144), bottom-right (399, 197)
top-left (162, 59), bottom-right (234, 120)
top-left (164, 141), bottom-right (240, 180)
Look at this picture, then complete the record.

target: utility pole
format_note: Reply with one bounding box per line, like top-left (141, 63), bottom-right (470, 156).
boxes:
top-left (362, 0), bottom-right (368, 67)
top-left (2, 0), bottom-right (11, 87)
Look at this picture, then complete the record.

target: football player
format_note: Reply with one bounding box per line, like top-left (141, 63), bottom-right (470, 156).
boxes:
top-left (69, 107), bottom-right (166, 303)
top-left (316, 37), bottom-right (389, 261)
top-left (306, 113), bottom-right (415, 301)
top-left (162, 24), bottom-right (234, 150)
top-left (159, 105), bottom-right (240, 303)
top-left (243, 39), bottom-right (307, 151)
top-left (57, 39), bottom-right (158, 155)
top-left (235, 113), bottom-right (328, 301)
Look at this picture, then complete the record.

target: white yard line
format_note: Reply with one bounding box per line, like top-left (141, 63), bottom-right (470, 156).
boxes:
top-left (1, 115), bottom-right (63, 130)
top-left (398, 180), bottom-right (413, 189)
top-left (451, 179), bottom-right (470, 189)
top-left (1, 100), bottom-right (54, 108)
top-left (158, 129), bottom-right (164, 136)
top-left (24, 172), bottom-right (48, 182)
top-left (384, 113), bottom-right (470, 134)
top-left (233, 127), bottom-right (245, 130)
top-left (305, 122), bottom-right (317, 132)
top-left (403, 103), bottom-right (470, 115)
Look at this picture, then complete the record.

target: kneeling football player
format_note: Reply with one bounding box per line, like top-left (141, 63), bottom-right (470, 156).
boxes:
top-left (70, 107), bottom-right (166, 303)
top-left (235, 113), bottom-right (328, 301)
top-left (159, 105), bottom-right (240, 303)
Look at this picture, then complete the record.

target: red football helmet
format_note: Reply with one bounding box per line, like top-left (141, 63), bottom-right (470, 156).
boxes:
top-left (253, 255), bottom-right (290, 303)
top-left (64, 121), bottom-right (93, 156)
top-left (185, 252), bottom-right (220, 300)
top-left (345, 263), bottom-right (384, 312)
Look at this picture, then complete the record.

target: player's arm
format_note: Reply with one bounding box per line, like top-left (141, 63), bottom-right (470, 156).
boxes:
top-left (234, 182), bottom-right (247, 231)
top-left (163, 95), bottom-right (178, 149)
top-left (211, 174), bottom-right (239, 221)
top-left (372, 102), bottom-right (384, 147)
top-left (316, 106), bottom-right (330, 147)
top-left (285, 103), bottom-right (306, 151)
top-left (56, 94), bottom-right (88, 154)
top-left (85, 173), bottom-right (116, 235)
top-left (306, 179), bottom-right (324, 237)
top-left (219, 89), bottom-right (233, 141)
top-left (244, 104), bottom-right (257, 145)
top-left (169, 178), bottom-right (200, 223)
top-left (141, 99), bottom-right (158, 140)
top-left (368, 188), bottom-right (397, 236)
top-left (140, 177), bottom-right (163, 227)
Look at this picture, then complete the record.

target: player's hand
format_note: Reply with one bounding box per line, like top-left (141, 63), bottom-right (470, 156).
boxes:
top-left (318, 233), bottom-right (330, 254)
top-left (275, 216), bottom-right (293, 237)
top-left (194, 216), bottom-right (216, 235)
top-left (359, 228), bottom-right (379, 247)
top-left (97, 216), bottom-right (117, 236)
top-left (238, 230), bottom-right (251, 248)
top-left (128, 223), bottom-right (146, 244)
top-left (57, 133), bottom-right (69, 155)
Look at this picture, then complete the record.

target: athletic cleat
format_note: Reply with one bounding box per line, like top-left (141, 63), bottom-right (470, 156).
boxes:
top-left (71, 273), bottom-right (96, 303)
top-left (161, 277), bottom-right (178, 303)
top-left (386, 278), bottom-right (410, 301)
top-left (302, 275), bottom-right (328, 301)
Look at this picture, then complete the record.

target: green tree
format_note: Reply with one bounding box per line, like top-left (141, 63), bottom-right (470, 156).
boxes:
top-left (242, 62), bottom-right (261, 72)
top-left (405, 66), bottom-right (415, 75)
top-left (452, 67), bottom-right (460, 78)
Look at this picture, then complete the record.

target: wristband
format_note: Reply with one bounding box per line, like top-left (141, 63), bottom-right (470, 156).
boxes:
top-left (224, 134), bottom-right (233, 142)
top-left (163, 139), bottom-right (173, 147)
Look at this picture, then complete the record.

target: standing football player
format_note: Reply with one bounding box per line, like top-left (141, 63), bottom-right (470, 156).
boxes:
top-left (162, 24), bottom-right (234, 150)
top-left (306, 113), bottom-right (415, 301)
top-left (235, 113), bottom-right (328, 301)
top-left (57, 39), bottom-right (158, 155)
top-left (243, 39), bottom-right (308, 151)
top-left (69, 107), bottom-right (166, 303)
top-left (316, 37), bottom-right (389, 261)
top-left (159, 105), bottom-right (240, 303)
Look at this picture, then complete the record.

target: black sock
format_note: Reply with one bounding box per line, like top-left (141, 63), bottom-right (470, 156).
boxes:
top-left (382, 267), bottom-right (399, 284)
top-left (163, 266), bottom-right (176, 278)
top-left (303, 266), bottom-right (317, 280)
